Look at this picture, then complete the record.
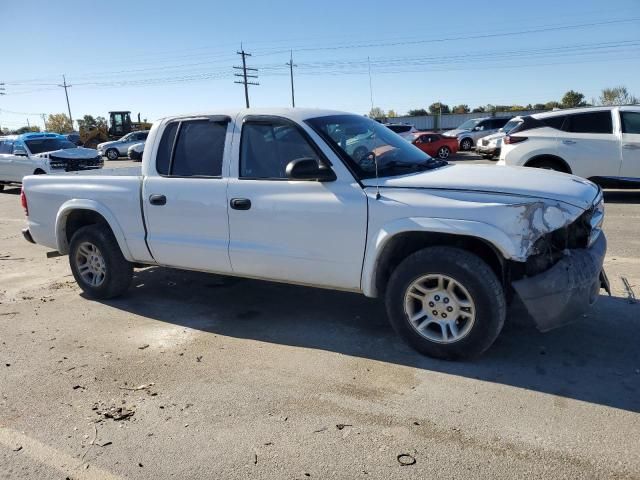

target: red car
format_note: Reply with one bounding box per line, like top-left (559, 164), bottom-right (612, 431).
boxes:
top-left (409, 132), bottom-right (458, 160)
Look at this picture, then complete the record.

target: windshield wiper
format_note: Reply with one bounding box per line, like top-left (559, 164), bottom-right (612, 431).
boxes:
top-left (382, 159), bottom-right (447, 173)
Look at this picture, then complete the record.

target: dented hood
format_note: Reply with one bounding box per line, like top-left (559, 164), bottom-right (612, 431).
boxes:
top-left (364, 164), bottom-right (599, 210)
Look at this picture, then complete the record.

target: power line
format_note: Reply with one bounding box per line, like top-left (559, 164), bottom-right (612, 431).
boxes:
top-left (234, 46), bottom-right (259, 108)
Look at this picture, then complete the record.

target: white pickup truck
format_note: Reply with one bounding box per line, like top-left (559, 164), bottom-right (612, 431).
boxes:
top-left (21, 108), bottom-right (608, 359)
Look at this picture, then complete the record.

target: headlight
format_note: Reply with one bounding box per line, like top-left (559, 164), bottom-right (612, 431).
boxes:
top-left (588, 193), bottom-right (605, 247)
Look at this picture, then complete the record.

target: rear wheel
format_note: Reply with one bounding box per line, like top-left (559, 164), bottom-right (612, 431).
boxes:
top-left (106, 148), bottom-right (119, 161)
top-left (437, 146), bottom-right (451, 159)
top-left (460, 138), bottom-right (473, 151)
top-left (69, 225), bottom-right (133, 299)
top-left (385, 246), bottom-right (506, 359)
top-left (0, 185), bottom-right (4, 192)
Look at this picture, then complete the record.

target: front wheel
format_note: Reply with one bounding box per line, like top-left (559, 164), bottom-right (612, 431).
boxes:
top-left (437, 146), bottom-right (451, 159)
top-left (460, 138), bottom-right (473, 151)
top-left (385, 246), bottom-right (506, 359)
top-left (69, 225), bottom-right (133, 299)
top-left (106, 148), bottom-right (119, 161)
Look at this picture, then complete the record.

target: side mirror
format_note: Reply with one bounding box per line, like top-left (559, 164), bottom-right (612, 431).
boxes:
top-left (286, 158), bottom-right (336, 182)
top-left (13, 148), bottom-right (28, 157)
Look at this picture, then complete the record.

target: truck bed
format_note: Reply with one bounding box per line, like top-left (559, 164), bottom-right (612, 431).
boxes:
top-left (22, 167), bottom-right (154, 263)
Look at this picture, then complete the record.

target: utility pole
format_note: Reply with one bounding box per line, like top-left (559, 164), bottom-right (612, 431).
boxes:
top-left (233, 46), bottom-right (258, 108)
top-left (285, 50), bottom-right (297, 108)
top-left (41, 113), bottom-right (47, 131)
top-left (58, 75), bottom-right (73, 128)
top-left (26, 118), bottom-right (30, 129)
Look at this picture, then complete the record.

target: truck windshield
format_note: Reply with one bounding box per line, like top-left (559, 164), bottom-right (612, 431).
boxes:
top-left (25, 138), bottom-right (77, 154)
top-left (306, 114), bottom-right (444, 180)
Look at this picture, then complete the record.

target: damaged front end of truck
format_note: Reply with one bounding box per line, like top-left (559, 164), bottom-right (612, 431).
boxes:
top-left (506, 192), bottom-right (609, 331)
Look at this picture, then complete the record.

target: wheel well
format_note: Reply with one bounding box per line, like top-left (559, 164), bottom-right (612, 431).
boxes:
top-left (524, 155), bottom-right (571, 174)
top-left (374, 232), bottom-right (505, 297)
top-left (64, 209), bottom-right (110, 245)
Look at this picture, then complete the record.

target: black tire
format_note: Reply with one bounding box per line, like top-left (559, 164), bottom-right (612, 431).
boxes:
top-left (34, 169), bottom-right (46, 175)
top-left (460, 138), bottom-right (473, 151)
top-left (0, 185), bottom-right (4, 192)
top-left (526, 158), bottom-right (567, 173)
top-left (106, 148), bottom-right (119, 161)
top-left (437, 146), bottom-right (451, 159)
top-left (69, 224), bottom-right (133, 299)
top-left (385, 246), bottom-right (506, 360)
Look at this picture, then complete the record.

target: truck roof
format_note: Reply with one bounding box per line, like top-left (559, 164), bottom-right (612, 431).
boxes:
top-left (156, 107), bottom-right (355, 123)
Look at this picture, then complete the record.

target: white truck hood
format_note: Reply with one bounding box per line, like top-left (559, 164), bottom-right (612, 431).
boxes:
top-left (362, 164), bottom-right (599, 210)
top-left (35, 147), bottom-right (100, 159)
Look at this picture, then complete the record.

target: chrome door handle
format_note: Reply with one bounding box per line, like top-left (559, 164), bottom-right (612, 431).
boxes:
top-left (622, 143), bottom-right (640, 150)
top-left (562, 140), bottom-right (577, 145)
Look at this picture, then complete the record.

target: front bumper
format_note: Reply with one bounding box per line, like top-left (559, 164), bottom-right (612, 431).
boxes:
top-left (476, 145), bottom-right (498, 155)
top-left (512, 233), bottom-right (607, 332)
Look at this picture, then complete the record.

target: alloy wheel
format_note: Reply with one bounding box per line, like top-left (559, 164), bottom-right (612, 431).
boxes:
top-left (403, 274), bottom-right (476, 344)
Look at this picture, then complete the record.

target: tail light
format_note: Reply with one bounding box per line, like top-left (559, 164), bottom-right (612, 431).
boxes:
top-left (504, 135), bottom-right (528, 145)
top-left (20, 187), bottom-right (28, 216)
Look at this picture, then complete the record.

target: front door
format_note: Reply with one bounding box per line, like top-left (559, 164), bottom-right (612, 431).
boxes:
top-left (619, 109), bottom-right (640, 179)
top-left (227, 115), bottom-right (368, 290)
top-left (142, 117), bottom-right (233, 272)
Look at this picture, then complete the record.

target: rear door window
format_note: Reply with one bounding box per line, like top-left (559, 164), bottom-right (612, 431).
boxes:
top-left (621, 111), bottom-right (640, 134)
top-left (564, 111), bottom-right (613, 134)
top-left (171, 120), bottom-right (227, 177)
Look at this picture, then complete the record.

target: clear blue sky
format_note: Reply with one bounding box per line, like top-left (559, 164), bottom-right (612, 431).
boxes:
top-left (1, 0), bottom-right (639, 129)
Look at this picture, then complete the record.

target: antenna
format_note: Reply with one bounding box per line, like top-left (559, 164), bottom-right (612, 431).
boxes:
top-left (374, 151), bottom-right (381, 200)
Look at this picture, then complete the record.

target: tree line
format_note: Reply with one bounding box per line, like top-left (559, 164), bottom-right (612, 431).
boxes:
top-left (370, 85), bottom-right (639, 119)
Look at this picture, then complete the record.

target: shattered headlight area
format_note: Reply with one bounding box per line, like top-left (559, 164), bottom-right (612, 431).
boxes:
top-left (525, 193), bottom-right (604, 276)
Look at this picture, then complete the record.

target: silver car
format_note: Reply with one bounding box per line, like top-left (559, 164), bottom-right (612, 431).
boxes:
top-left (442, 117), bottom-right (511, 151)
top-left (97, 131), bottom-right (149, 160)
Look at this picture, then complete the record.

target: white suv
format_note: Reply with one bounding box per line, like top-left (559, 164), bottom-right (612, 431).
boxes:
top-left (498, 106), bottom-right (640, 186)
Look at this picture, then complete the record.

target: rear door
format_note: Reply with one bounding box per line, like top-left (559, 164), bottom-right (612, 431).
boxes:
top-left (619, 109), bottom-right (640, 179)
top-left (556, 110), bottom-right (619, 178)
top-left (226, 115), bottom-right (367, 290)
top-left (142, 116), bottom-right (233, 272)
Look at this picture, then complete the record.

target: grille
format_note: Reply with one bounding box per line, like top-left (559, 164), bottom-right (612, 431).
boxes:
top-left (50, 155), bottom-right (103, 172)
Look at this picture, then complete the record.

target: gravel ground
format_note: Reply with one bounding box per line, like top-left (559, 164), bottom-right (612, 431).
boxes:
top-left (1, 154), bottom-right (639, 479)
